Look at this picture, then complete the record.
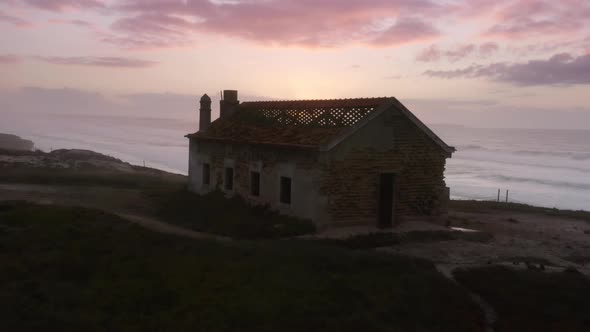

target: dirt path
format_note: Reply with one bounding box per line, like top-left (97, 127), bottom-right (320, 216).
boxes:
top-left (119, 213), bottom-right (231, 242)
top-left (2, 182), bottom-right (589, 271)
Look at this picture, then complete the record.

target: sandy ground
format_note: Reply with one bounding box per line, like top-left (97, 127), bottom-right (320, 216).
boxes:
top-left (1, 182), bottom-right (589, 274)
top-left (299, 205), bottom-right (590, 275)
top-left (392, 211), bottom-right (590, 276)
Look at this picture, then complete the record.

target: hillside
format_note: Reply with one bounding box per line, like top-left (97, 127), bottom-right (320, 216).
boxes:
top-left (0, 147), bottom-right (185, 188)
top-left (0, 139), bottom-right (589, 331)
top-left (0, 133), bottom-right (34, 151)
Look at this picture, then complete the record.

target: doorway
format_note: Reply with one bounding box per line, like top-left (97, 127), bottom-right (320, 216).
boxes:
top-left (378, 173), bottom-right (395, 228)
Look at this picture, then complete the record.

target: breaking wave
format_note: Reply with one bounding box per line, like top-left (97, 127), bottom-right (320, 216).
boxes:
top-left (457, 145), bottom-right (590, 161)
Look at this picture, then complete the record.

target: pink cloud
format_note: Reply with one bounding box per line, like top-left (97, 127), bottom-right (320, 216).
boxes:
top-left (33, 56), bottom-right (158, 68)
top-left (416, 45), bottom-right (441, 62)
top-left (105, 0), bottom-right (447, 48)
top-left (479, 42), bottom-right (500, 57)
top-left (370, 18), bottom-right (439, 47)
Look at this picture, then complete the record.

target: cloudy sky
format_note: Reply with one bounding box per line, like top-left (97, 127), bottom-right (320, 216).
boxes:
top-left (1, 0), bottom-right (590, 128)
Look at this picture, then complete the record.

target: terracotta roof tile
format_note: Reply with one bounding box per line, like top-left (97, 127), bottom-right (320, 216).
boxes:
top-left (187, 97), bottom-right (391, 148)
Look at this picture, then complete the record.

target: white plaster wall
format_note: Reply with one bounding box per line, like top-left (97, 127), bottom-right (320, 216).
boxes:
top-left (188, 139), bottom-right (327, 224)
top-left (188, 139), bottom-right (215, 194)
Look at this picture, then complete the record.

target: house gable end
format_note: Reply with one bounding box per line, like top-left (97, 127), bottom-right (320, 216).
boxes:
top-left (320, 98), bottom-right (455, 157)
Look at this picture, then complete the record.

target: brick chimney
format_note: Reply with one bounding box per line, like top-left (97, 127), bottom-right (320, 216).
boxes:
top-left (220, 90), bottom-right (239, 118)
top-left (199, 94), bottom-right (212, 132)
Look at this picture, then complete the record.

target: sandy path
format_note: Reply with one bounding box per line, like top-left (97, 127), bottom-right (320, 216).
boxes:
top-left (119, 213), bottom-right (231, 242)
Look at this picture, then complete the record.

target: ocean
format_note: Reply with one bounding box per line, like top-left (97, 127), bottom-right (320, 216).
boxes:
top-left (434, 125), bottom-right (590, 211)
top-left (1, 112), bottom-right (588, 211)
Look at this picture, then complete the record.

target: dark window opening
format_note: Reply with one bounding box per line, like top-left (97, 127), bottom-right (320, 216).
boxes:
top-left (224, 167), bottom-right (234, 191)
top-left (250, 171), bottom-right (260, 196)
top-left (202, 163), bottom-right (210, 185)
top-left (280, 176), bottom-right (292, 204)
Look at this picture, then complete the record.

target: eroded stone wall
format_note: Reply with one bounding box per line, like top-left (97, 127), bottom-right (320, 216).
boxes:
top-left (320, 110), bottom-right (449, 227)
top-left (188, 108), bottom-right (451, 228)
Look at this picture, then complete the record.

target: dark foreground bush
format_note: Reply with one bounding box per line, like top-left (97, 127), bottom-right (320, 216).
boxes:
top-left (454, 266), bottom-right (590, 332)
top-left (149, 189), bottom-right (316, 239)
top-left (0, 202), bottom-right (484, 332)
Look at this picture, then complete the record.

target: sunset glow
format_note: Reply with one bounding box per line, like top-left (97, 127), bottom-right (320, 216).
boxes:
top-left (1, 0), bottom-right (590, 128)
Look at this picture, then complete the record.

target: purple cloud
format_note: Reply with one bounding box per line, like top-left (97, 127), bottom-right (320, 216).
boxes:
top-left (48, 19), bottom-right (94, 28)
top-left (0, 55), bottom-right (22, 64)
top-left (23, 0), bottom-right (105, 11)
top-left (0, 10), bottom-right (30, 27)
top-left (445, 44), bottom-right (475, 62)
top-left (417, 43), bottom-right (495, 62)
top-left (33, 56), bottom-right (158, 68)
top-left (485, 0), bottom-right (590, 39)
top-left (424, 53), bottom-right (590, 86)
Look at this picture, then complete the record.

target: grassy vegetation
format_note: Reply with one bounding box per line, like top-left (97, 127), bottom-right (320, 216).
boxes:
top-left (148, 189), bottom-right (316, 239)
top-left (0, 201), bottom-right (484, 332)
top-left (314, 230), bottom-right (493, 249)
top-left (454, 266), bottom-right (590, 332)
top-left (450, 200), bottom-right (590, 221)
top-left (0, 168), bottom-right (185, 190)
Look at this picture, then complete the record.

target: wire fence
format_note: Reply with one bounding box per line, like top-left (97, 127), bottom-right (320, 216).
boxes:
top-left (452, 189), bottom-right (528, 204)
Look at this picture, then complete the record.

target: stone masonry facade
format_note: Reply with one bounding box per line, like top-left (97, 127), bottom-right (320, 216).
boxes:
top-left (187, 91), bottom-right (453, 229)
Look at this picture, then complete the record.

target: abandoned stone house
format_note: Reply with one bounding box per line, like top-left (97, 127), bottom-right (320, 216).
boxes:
top-left (186, 90), bottom-right (455, 228)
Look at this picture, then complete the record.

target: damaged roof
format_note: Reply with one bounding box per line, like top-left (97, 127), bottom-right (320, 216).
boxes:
top-left (186, 97), bottom-right (455, 155)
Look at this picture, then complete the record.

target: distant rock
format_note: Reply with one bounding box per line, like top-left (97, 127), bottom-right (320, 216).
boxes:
top-left (0, 146), bottom-right (181, 178)
top-left (0, 148), bottom-right (136, 172)
top-left (0, 133), bottom-right (34, 151)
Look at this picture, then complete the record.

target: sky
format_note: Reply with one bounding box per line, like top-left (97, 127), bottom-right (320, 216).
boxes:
top-left (1, 0), bottom-right (590, 129)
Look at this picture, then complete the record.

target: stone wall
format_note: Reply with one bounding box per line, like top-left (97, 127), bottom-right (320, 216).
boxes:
top-left (188, 107), bottom-right (451, 228)
top-left (320, 109), bottom-right (449, 227)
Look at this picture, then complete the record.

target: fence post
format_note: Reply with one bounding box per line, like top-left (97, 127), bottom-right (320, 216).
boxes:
top-left (497, 189), bottom-right (500, 202)
top-left (505, 190), bottom-right (509, 203)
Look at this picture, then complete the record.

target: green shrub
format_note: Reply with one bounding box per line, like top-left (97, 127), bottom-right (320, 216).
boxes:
top-left (149, 189), bottom-right (316, 239)
top-left (0, 202), bottom-right (484, 332)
